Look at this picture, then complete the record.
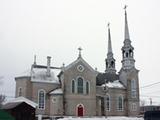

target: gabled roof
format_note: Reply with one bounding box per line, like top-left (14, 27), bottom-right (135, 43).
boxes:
top-left (64, 57), bottom-right (97, 73)
top-left (3, 97), bottom-right (37, 109)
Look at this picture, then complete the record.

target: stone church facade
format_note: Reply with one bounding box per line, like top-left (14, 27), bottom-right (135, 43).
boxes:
top-left (15, 10), bottom-right (140, 118)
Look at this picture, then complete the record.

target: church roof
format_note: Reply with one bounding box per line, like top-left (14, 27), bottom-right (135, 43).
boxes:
top-left (49, 88), bottom-right (63, 95)
top-left (15, 64), bottom-right (61, 84)
top-left (96, 72), bottom-right (119, 86)
top-left (31, 65), bottom-right (60, 84)
top-left (101, 80), bottom-right (125, 89)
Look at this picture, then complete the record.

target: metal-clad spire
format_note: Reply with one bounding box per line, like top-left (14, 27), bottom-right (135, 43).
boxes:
top-left (107, 23), bottom-right (113, 54)
top-left (124, 5), bottom-right (130, 41)
top-left (105, 23), bottom-right (116, 74)
top-left (121, 5), bottom-right (135, 70)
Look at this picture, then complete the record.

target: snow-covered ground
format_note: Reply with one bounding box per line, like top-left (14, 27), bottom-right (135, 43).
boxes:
top-left (58, 117), bottom-right (144, 120)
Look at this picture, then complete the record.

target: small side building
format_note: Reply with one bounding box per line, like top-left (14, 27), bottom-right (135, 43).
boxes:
top-left (2, 97), bottom-right (37, 120)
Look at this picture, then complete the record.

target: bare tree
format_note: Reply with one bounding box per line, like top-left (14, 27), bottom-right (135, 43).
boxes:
top-left (0, 94), bottom-right (6, 108)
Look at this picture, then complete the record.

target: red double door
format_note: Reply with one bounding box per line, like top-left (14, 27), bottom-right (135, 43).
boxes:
top-left (77, 104), bottom-right (84, 116)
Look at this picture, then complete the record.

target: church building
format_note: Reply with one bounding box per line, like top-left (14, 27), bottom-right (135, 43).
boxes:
top-left (15, 9), bottom-right (140, 118)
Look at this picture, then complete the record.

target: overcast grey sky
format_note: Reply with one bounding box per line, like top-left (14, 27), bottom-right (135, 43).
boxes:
top-left (0, 0), bottom-right (160, 105)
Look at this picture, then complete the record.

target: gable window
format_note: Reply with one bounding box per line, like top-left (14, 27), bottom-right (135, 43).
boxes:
top-left (38, 90), bottom-right (45, 109)
top-left (86, 81), bottom-right (89, 94)
top-left (117, 95), bottom-right (123, 111)
top-left (72, 80), bottom-right (75, 93)
top-left (18, 87), bottom-right (22, 97)
top-left (77, 77), bottom-right (83, 94)
top-left (131, 79), bottom-right (137, 98)
top-left (106, 95), bottom-right (110, 111)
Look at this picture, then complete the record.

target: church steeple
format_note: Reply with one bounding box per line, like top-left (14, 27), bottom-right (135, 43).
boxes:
top-left (105, 23), bottom-right (116, 73)
top-left (121, 6), bottom-right (135, 69)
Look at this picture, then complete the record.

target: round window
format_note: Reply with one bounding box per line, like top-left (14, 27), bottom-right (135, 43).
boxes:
top-left (77, 65), bottom-right (84, 72)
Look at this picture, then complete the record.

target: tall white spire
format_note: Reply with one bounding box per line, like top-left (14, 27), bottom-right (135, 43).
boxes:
top-left (105, 23), bottom-right (116, 74)
top-left (121, 6), bottom-right (135, 70)
top-left (124, 5), bottom-right (130, 41)
top-left (108, 23), bottom-right (112, 54)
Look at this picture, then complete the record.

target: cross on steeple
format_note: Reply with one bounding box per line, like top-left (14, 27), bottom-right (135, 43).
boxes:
top-left (34, 55), bottom-right (37, 65)
top-left (105, 22), bottom-right (116, 74)
top-left (107, 22), bottom-right (110, 28)
top-left (78, 47), bottom-right (82, 58)
top-left (124, 5), bottom-right (127, 10)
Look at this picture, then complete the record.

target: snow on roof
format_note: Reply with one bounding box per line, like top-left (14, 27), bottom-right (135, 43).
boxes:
top-left (101, 80), bottom-right (125, 89)
top-left (50, 88), bottom-right (63, 95)
top-left (5, 97), bottom-right (37, 108)
top-left (31, 67), bottom-right (61, 84)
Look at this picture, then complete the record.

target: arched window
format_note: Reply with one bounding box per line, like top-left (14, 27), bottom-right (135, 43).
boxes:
top-left (38, 90), bottom-right (45, 109)
top-left (72, 80), bottom-right (75, 93)
top-left (18, 87), bottom-right (22, 97)
top-left (106, 95), bottom-right (110, 111)
top-left (77, 77), bottom-right (83, 94)
top-left (129, 49), bottom-right (133, 57)
top-left (126, 52), bottom-right (129, 58)
top-left (111, 61), bottom-right (114, 68)
top-left (131, 80), bottom-right (137, 98)
top-left (86, 81), bottom-right (89, 94)
top-left (131, 103), bottom-right (137, 111)
top-left (117, 95), bottom-right (123, 111)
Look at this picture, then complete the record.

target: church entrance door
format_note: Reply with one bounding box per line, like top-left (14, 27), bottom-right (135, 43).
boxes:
top-left (77, 104), bottom-right (84, 116)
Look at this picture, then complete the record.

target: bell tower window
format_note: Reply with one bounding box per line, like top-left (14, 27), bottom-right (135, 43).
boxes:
top-left (129, 49), bottom-right (133, 57)
top-left (111, 61), bottom-right (114, 67)
top-left (126, 52), bottom-right (129, 58)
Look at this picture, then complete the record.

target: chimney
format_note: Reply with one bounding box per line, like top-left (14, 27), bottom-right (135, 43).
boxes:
top-left (47, 56), bottom-right (51, 77)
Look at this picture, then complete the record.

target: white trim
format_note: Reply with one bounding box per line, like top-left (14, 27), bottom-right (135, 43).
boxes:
top-left (38, 89), bottom-right (46, 110)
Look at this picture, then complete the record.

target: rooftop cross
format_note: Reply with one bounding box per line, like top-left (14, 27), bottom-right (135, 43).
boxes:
top-left (124, 5), bottom-right (128, 11)
top-left (78, 47), bottom-right (82, 58)
top-left (34, 55), bottom-right (37, 65)
top-left (107, 22), bottom-right (110, 28)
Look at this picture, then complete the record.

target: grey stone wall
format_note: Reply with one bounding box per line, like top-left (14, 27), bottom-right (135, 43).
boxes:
top-left (63, 60), bottom-right (97, 116)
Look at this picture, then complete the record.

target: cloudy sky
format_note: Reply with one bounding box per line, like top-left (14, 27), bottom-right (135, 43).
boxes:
top-left (0, 0), bottom-right (160, 105)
